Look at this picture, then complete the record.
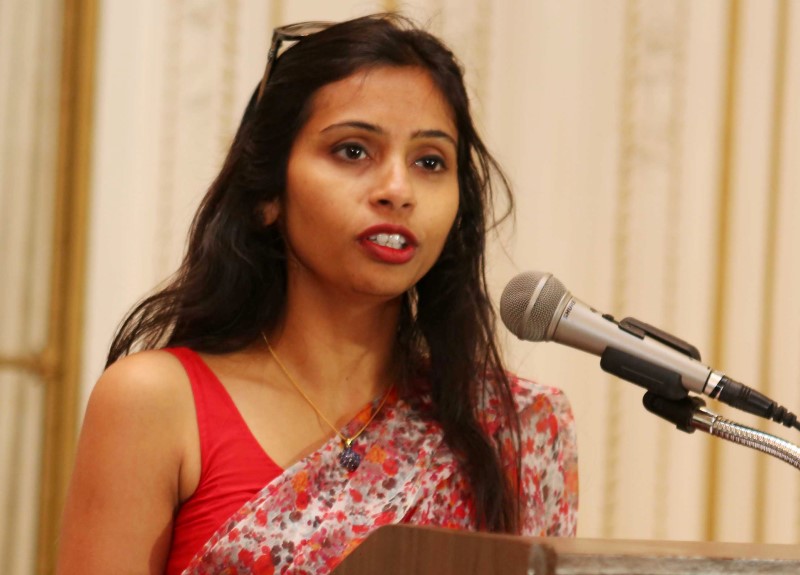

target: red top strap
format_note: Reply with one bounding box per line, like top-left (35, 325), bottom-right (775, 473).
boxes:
top-left (165, 347), bottom-right (283, 575)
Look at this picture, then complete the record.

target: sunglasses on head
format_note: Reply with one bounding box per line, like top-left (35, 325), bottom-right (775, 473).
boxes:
top-left (256, 21), bottom-right (333, 103)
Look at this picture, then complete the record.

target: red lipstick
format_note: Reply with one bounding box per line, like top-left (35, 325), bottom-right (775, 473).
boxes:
top-left (358, 224), bottom-right (418, 265)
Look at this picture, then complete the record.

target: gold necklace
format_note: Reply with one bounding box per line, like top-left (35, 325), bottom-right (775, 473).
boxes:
top-left (262, 334), bottom-right (394, 472)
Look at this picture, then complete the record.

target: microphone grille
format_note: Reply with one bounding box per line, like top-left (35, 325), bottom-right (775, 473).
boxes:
top-left (500, 271), bottom-right (568, 341)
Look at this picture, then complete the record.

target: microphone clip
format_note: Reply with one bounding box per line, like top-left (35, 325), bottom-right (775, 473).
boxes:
top-left (600, 347), bottom-right (688, 400)
top-left (617, 317), bottom-right (702, 361)
top-left (599, 317), bottom-right (703, 402)
top-left (642, 392), bottom-right (706, 434)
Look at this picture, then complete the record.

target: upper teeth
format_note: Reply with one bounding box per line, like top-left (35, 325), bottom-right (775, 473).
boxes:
top-left (369, 233), bottom-right (407, 249)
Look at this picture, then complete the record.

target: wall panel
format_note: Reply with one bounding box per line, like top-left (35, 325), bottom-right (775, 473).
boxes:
top-left (0, 0), bottom-right (72, 572)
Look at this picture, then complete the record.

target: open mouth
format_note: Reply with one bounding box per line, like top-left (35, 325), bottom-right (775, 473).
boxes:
top-left (368, 233), bottom-right (408, 250)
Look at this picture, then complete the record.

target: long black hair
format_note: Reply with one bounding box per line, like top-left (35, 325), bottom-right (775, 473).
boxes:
top-left (108, 13), bottom-right (521, 533)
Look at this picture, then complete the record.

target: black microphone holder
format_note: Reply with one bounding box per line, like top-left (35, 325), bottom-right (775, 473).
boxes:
top-left (598, 317), bottom-right (800, 470)
top-left (643, 392), bottom-right (800, 471)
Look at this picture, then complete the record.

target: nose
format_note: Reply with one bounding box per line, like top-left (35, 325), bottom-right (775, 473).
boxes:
top-left (370, 159), bottom-right (415, 210)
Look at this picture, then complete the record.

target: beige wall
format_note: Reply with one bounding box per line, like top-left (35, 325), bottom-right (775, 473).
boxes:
top-left (76, 0), bottom-right (800, 547)
top-left (1, 0), bottom-right (64, 572)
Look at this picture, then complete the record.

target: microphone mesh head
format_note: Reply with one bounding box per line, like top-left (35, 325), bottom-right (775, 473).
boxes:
top-left (500, 271), bottom-right (568, 341)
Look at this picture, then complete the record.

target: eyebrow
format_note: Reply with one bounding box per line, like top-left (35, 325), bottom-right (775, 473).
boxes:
top-left (321, 121), bottom-right (457, 148)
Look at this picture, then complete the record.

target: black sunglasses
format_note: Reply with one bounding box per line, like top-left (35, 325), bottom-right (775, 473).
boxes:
top-left (256, 21), bottom-right (333, 103)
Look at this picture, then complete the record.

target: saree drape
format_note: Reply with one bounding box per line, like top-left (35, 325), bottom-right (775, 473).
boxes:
top-left (182, 377), bottom-right (578, 575)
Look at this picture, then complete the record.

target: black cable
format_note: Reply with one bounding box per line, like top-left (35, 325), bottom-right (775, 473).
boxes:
top-left (715, 376), bottom-right (799, 430)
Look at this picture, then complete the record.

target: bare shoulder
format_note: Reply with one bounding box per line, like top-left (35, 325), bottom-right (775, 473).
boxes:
top-left (94, 348), bottom-right (190, 405)
top-left (81, 348), bottom-right (198, 488)
top-left (57, 349), bottom-right (194, 574)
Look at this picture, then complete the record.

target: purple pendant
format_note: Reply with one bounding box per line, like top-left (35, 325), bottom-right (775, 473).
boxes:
top-left (339, 442), bottom-right (361, 472)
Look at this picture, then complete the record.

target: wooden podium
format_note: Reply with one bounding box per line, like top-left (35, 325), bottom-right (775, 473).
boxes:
top-left (332, 525), bottom-right (800, 574)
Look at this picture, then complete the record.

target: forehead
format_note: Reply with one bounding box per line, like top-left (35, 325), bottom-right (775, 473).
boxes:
top-left (302, 66), bottom-right (457, 135)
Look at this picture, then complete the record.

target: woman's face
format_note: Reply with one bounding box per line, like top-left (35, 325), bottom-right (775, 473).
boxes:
top-left (276, 66), bottom-right (460, 304)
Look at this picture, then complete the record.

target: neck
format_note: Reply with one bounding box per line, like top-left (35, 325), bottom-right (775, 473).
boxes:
top-left (266, 284), bottom-right (403, 403)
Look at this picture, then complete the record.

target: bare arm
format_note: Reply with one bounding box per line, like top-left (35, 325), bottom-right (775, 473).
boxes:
top-left (57, 351), bottom-right (195, 575)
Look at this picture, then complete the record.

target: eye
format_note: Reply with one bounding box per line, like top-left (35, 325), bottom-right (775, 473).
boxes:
top-left (415, 155), bottom-right (447, 172)
top-left (333, 143), bottom-right (369, 161)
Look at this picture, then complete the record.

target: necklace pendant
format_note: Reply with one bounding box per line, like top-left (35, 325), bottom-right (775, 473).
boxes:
top-left (339, 440), bottom-right (361, 472)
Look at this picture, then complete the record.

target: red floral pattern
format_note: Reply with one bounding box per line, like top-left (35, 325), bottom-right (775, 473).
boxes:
top-left (182, 376), bottom-right (577, 575)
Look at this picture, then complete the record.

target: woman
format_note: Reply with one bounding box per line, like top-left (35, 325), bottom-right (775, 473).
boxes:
top-left (57, 14), bottom-right (577, 575)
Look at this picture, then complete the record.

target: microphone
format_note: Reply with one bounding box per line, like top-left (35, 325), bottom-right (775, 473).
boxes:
top-left (500, 270), bottom-right (799, 429)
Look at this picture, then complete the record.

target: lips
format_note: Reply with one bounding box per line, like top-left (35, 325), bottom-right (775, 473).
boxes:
top-left (358, 224), bottom-right (418, 264)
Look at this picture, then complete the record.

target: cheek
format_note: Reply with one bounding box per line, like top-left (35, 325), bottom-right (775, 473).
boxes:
top-left (424, 198), bottom-right (460, 263)
top-left (283, 170), bottom-right (325, 228)
top-left (435, 190), bottom-right (461, 239)
top-left (290, 192), bottom-right (349, 231)
top-left (282, 191), bottom-right (354, 258)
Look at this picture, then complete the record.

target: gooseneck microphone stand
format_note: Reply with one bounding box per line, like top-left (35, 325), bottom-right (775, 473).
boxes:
top-left (600, 318), bottom-right (800, 471)
top-left (643, 392), bottom-right (800, 470)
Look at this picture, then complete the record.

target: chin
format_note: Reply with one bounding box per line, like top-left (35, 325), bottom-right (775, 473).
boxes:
top-left (351, 281), bottom-right (414, 302)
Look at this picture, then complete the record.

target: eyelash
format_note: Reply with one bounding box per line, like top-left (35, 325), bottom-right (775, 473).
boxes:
top-left (334, 143), bottom-right (369, 161)
top-left (332, 143), bottom-right (448, 172)
top-left (415, 156), bottom-right (447, 172)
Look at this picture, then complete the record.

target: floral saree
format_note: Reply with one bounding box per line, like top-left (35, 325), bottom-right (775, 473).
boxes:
top-left (182, 376), bottom-right (578, 575)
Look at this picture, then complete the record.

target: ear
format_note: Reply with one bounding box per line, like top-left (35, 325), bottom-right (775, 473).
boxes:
top-left (260, 200), bottom-right (281, 226)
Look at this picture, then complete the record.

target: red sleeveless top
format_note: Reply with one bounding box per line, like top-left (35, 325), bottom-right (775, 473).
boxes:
top-left (165, 347), bottom-right (283, 575)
